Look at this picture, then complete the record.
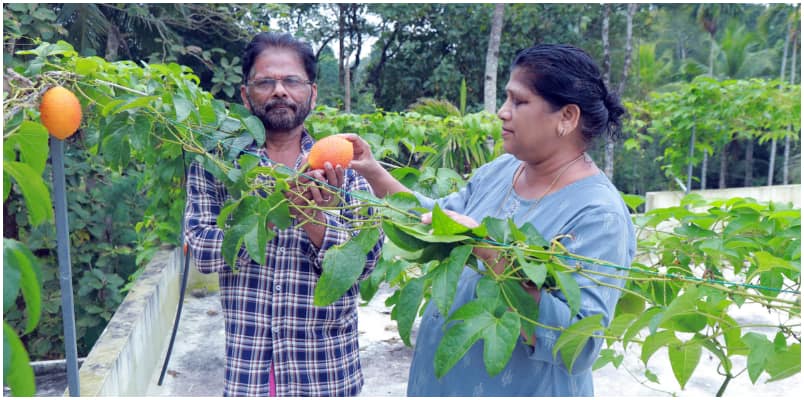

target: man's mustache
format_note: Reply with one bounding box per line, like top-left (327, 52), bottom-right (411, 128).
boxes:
top-left (264, 100), bottom-right (297, 113)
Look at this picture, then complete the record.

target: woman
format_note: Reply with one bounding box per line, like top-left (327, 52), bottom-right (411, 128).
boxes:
top-left (345, 44), bottom-right (636, 396)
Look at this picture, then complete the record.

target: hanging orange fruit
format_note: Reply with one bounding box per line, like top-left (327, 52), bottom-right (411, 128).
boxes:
top-left (39, 86), bottom-right (82, 140)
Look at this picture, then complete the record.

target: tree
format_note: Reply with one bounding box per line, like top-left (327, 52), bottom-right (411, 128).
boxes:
top-left (601, 4), bottom-right (613, 179)
top-left (618, 4), bottom-right (637, 96)
top-left (483, 4), bottom-right (504, 114)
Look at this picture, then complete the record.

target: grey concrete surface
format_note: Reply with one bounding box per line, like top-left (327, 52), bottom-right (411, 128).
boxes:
top-left (145, 284), bottom-right (416, 397)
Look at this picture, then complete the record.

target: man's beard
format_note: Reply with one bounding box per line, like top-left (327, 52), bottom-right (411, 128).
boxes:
top-left (252, 97), bottom-right (311, 132)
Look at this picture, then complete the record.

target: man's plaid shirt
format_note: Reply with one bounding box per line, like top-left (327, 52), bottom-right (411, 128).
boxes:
top-left (184, 131), bottom-right (383, 396)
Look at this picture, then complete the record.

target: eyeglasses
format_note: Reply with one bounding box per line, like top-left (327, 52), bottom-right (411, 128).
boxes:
top-left (247, 76), bottom-right (313, 93)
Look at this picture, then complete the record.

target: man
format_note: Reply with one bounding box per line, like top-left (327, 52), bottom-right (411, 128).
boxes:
top-left (183, 31), bottom-right (383, 396)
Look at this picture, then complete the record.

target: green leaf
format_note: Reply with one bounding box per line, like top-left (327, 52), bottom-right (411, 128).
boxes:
top-left (265, 188), bottom-right (292, 230)
top-left (243, 216), bottom-right (267, 265)
top-left (553, 314), bottom-right (604, 373)
top-left (4, 121), bottom-right (49, 173)
top-left (173, 93), bottom-right (194, 123)
top-left (764, 343), bottom-right (800, 383)
top-left (593, 348), bottom-right (624, 370)
top-left (499, 279), bottom-right (539, 341)
top-left (101, 128), bottom-right (132, 171)
top-left (518, 222), bottom-right (549, 248)
top-left (743, 332), bottom-right (773, 383)
top-left (657, 286), bottom-right (701, 330)
top-left (394, 277), bottom-right (424, 346)
top-left (351, 226), bottom-right (381, 254)
top-left (3, 254), bottom-right (21, 312)
top-left (623, 307), bottom-right (663, 349)
top-left (605, 313), bottom-right (637, 346)
top-left (668, 339), bottom-right (701, 389)
top-left (435, 299), bottom-right (494, 378)
top-left (114, 95), bottom-right (159, 114)
top-left (3, 161), bottom-right (53, 226)
top-left (641, 330), bottom-right (679, 365)
top-left (431, 203), bottom-right (471, 235)
top-left (3, 322), bottom-right (35, 396)
top-left (481, 216), bottom-right (511, 244)
top-left (515, 249), bottom-right (546, 287)
top-left (3, 239), bottom-right (42, 333)
top-left (621, 193), bottom-right (645, 212)
top-left (481, 311), bottom-right (520, 376)
top-left (241, 115), bottom-right (265, 147)
top-left (221, 216), bottom-right (254, 269)
top-left (381, 220), bottom-right (429, 252)
top-left (427, 245), bottom-right (472, 317)
top-left (393, 221), bottom-right (471, 244)
top-left (553, 270), bottom-right (581, 321)
top-left (314, 232), bottom-right (371, 306)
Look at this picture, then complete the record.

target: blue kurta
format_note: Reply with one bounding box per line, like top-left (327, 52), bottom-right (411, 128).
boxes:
top-left (407, 153), bottom-right (636, 396)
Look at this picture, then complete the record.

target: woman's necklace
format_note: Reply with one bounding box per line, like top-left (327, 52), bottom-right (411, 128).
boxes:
top-left (496, 152), bottom-right (587, 220)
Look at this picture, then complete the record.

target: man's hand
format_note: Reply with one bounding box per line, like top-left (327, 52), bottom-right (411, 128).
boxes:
top-left (305, 161), bottom-right (345, 208)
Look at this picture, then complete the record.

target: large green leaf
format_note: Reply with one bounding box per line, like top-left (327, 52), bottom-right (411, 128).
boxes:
top-left (499, 279), bottom-right (539, 342)
top-left (428, 245), bottom-right (472, 317)
top-left (3, 160), bottom-right (53, 226)
top-left (481, 311), bottom-right (520, 376)
top-left (394, 277), bottom-right (424, 346)
top-left (3, 322), bottom-right (35, 396)
top-left (668, 339), bottom-right (702, 389)
top-left (221, 214), bottom-right (257, 269)
top-left (431, 203), bottom-right (472, 235)
top-left (3, 121), bottom-right (49, 174)
top-left (553, 270), bottom-right (581, 321)
top-left (764, 343), bottom-right (800, 383)
top-left (314, 228), bottom-right (379, 306)
top-left (382, 220), bottom-right (429, 252)
top-left (3, 239), bottom-right (43, 333)
top-left (743, 332), bottom-right (773, 383)
top-left (640, 330), bottom-right (679, 365)
top-left (605, 313), bottom-right (637, 346)
top-left (622, 307), bottom-right (663, 349)
top-left (657, 286), bottom-right (708, 333)
top-left (172, 93), bottom-right (194, 123)
top-left (435, 299), bottom-right (516, 378)
top-left (552, 314), bottom-right (603, 373)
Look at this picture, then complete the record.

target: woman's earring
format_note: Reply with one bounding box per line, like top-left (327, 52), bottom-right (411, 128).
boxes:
top-left (558, 127), bottom-right (567, 137)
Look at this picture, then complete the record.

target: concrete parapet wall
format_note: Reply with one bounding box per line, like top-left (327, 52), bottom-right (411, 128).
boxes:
top-left (75, 248), bottom-right (181, 396)
top-left (645, 184), bottom-right (800, 211)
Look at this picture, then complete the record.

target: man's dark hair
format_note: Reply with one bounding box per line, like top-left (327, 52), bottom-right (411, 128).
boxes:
top-left (242, 32), bottom-right (317, 83)
top-left (511, 44), bottom-right (626, 141)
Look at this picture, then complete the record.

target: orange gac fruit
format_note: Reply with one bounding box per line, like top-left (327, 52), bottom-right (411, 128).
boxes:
top-left (39, 86), bottom-right (82, 140)
top-left (308, 135), bottom-right (354, 170)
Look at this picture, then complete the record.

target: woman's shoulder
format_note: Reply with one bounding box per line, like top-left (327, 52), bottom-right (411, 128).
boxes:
top-left (470, 154), bottom-right (520, 182)
top-left (558, 173), bottom-right (631, 217)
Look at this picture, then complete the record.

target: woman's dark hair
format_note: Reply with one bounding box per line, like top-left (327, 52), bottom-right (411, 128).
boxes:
top-left (242, 32), bottom-right (317, 83)
top-left (511, 44), bottom-right (625, 141)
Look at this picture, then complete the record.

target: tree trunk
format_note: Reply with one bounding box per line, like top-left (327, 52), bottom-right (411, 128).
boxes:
top-left (338, 4), bottom-right (346, 86)
top-left (701, 152), bottom-right (708, 189)
top-left (484, 4), bottom-right (505, 114)
top-left (601, 4), bottom-right (614, 179)
top-left (783, 27), bottom-right (799, 184)
top-left (105, 24), bottom-right (122, 61)
top-left (344, 55), bottom-right (351, 113)
top-left (618, 3), bottom-right (637, 96)
top-left (701, 32), bottom-right (717, 189)
top-left (769, 20), bottom-right (791, 186)
top-left (744, 139), bottom-right (754, 187)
